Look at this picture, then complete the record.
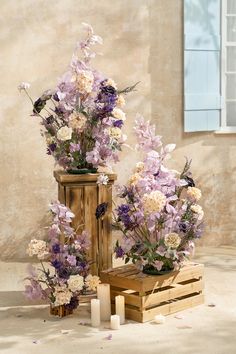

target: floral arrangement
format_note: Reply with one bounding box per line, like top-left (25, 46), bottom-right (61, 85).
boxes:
top-left (19, 23), bottom-right (137, 172)
top-left (24, 201), bottom-right (100, 310)
top-left (114, 116), bottom-right (204, 274)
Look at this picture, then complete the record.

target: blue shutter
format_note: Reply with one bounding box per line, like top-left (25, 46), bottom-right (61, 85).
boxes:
top-left (184, 0), bottom-right (221, 132)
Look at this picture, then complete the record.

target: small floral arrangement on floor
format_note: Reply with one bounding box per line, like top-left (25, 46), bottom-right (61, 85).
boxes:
top-left (114, 116), bottom-right (204, 274)
top-left (19, 23), bottom-right (138, 172)
top-left (24, 201), bottom-right (100, 311)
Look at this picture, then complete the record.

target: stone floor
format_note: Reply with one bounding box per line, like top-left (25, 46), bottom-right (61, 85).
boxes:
top-left (0, 246), bottom-right (236, 354)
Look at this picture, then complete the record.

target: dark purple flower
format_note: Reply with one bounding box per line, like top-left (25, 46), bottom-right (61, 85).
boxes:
top-left (65, 296), bottom-right (79, 311)
top-left (46, 115), bottom-right (54, 124)
top-left (33, 98), bottom-right (46, 114)
top-left (95, 202), bottom-right (108, 219)
top-left (58, 267), bottom-right (71, 279)
top-left (113, 120), bottom-right (124, 128)
top-left (51, 259), bottom-right (62, 270)
top-left (117, 204), bottom-right (135, 229)
top-left (184, 176), bottom-right (195, 187)
top-left (53, 93), bottom-right (60, 102)
top-left (179, 221), bottom-right (190, 233)
top-left (114, 245), bottom-right (125, 258)
top-left (52, 243), bottom-right (60, 254)
top-left (95, 82), bottom-right (117, 117)
top-left (47, 143), bottom-right (57, 155)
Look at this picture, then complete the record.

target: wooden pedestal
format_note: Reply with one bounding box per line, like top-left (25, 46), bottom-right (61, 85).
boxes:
top-left (101, 262), bottom-right (204, 322)
top-left (54, 171), bottom-right (117, 275)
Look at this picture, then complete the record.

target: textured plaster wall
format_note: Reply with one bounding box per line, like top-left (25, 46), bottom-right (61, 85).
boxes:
top-left (0, 0), bottom-right (235, 261)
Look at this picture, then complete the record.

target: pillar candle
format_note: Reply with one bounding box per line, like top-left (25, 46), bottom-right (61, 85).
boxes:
top-left (97, 283), bottom-right (111, 321)
top-left (110, 315), bottom-right (120, 330)
top-left (115, 295), bottom-right (125, 324)
top-left (91, 299), bottom-right (100, 327)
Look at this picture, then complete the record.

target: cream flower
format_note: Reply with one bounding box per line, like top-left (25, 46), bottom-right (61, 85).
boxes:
top-left (67, 275), bottom-right (84, 292)
top-left (164, 233), bottom-right (181, 249)
top-left (53, 285), bottom-right (72, 306)
top-left (142, 190), bottom-right (167, 213)
top-left (97, 174), bottom-right (109, 185)
top-left (135, 161), bottom-right (145, 173)
top-left (116, 94), bottom-right (125, 107)
top-left (105, 78), bottom-right (117, 89)
top-left (112, 108), bottom-right (126, 121)
top-left (190, 204), bottom-right (204, 220)
top-left (68, 112), bottom-right (87, 131)
top-left (128, 173), bottom-right (142, 186)
top-left (27, 239), bottom-right (49, 260)
top-left (77, 70), bottom-right (94, 94)
top-left (108, 127), bottom-right (122, 140)
top-left (18, 82), bottom-right (30, 91)
top-left (57, 126), bottom-right (72, 141)
top-left (85, 275), bottom-right (101, 291)
top-left (187, 187), bottom-right (202, 201)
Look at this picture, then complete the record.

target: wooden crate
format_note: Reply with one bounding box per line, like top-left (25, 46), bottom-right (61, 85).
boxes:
top-left (101, 262), bottom-right (204, 322)
top-left (54, 171), bottom-right (117, 275)
top-left (50, 304), bottom-right (73, 317)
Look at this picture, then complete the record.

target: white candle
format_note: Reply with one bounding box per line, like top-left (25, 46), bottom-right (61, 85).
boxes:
top-left (91, 299), bottom-right (100, 327)
top-left (154, 314), bottom-right (165, 324)
top-left (97, 284), bottom-right (111, 321)
top-left (115, 295), bottom-right (125, 324)
top-left (110, 315), bottom-right (120, 330)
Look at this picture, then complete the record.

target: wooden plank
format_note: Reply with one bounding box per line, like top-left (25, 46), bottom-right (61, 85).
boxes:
top-left (143, 279), bottom-right (204, 309)
top-left (58, 184), bottom-right (65, 204)
top-left (54, 170), bottom-right (117, 183)
top-left (111, 289), bottom-right (141, 308)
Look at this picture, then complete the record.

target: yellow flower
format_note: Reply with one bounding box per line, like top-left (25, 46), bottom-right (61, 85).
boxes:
top-left (68, 112), bottom-right (87, 131)
top-left (164, 233), bottom-right (181, 249)
top-left (85, 275), bottom-right (101, 291)
top-left (187, 187), bottom-right (202, 201)
top-left (76, 70), bottom-right (94, 94)
top-left (116, 95), bottom-right (126, 107)
top-left (106, 78), bottom-right (117, 89)
top-left (142, 190), bottom-right (166, 213)
top-left (190, 204), bottom-right (204, 220)
top-left (108, 127), bottom-right (122, 140)
top-left (112, 108), bottom-right (126, 121)
top-left (135, 161), bottom-right (145, 173)
top-left (128, 173), bottom-right (142, 186)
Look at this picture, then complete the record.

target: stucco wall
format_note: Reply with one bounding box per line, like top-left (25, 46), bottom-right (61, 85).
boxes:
top-left (0, 0), bottom-right (235, 261)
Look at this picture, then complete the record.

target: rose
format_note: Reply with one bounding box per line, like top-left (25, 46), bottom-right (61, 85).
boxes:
top-left (57, 126), bottom-right (73, 141)
top-left (67, 275), bottom-right (84, 292)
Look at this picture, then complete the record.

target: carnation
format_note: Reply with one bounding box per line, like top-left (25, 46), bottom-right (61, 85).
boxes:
top-left (164, 233), bottom-right (181, 249)
top-left (108, 127), bottom-right (122, 140)
top-left (190, 204), bottom-right (204, 220)
top-left (187, 187), bottom-right (202, 201)
top-left (116, 95), bottom-right (125, 107)
top-left (76, 70), bottom-right (94, 94)
top-left (112, 108), bottom-right (126, 121)
top-left (67, 274), bottom-right (84, 292)
top-left (135, 161), bottom-right (145, 173)
top-left (68, 112), bottom-right (87, 131)
top-left (27, 239), bottom-right (49, 260)
top-left (57, 126), bottom-right (73, 141)
top-left (142, 190), bottom-right (166, 213)
top-left (85, 274), bottom-right (101, 291)
top-left (53, 284), bottom-right (72, 306)
top-left (128, 173), bottom-right (142, 186)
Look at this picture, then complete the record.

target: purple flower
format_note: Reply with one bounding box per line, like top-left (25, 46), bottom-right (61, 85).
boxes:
top-left (67, 255), bottom-right (77, 266)
top-left (70, 143), bottom-right (81, 153)
top-left (51, 259), bottom-right (62, 270)
top-left (114, 245), bottom-right (125, 258)
top-left (65, 296), bottom-right (79, 311)
top-left (113, 120), bottom-right (124, 128)
top-left (95, 202), bottom-right (108, 219)
top-left (52, 243), bottom-right (60, 254)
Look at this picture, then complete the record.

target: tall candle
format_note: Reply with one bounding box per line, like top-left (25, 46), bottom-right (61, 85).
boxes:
top-left (91, 299), bottom-right (100, 327)
top-left (110, 315), bottom-right (120, 330)
top-left (97, 284), bottom-right (111, 321)
top-left (115, 295), bottom-right (125, 324)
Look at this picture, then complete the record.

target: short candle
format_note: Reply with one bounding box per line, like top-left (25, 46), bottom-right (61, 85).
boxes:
top-left (91, 299), bottom-right (100, 327)
top-left (97, 284), bottom-right (111, 321)
top-left (115, 295), bottom-right (125, 324)
top-left (110, 314), bottom-right (120, 330)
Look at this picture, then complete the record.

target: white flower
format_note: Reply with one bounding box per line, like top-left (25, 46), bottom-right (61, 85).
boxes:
top-left (77, 70), bottom-right (94, 94)
top-left (135, 161), bottom-right (145, 173)
top-left (67, 275), bottom-right (84, 292)
top-left (187, 187), bottom-right (202, 201)
top-left (108, 127), bottom-right (122, 140)
top-left (85, 275), bottom-right (101, 291)
top-left (105, 78), bottom-right (117, 89)
top-left (190, 204), bottom-right (204, 220)
top-left (97, 174), bottom-right (109, 185)
top-left (112, 108), bottom-right (126, 121)
top-left (142, 190), bottom-right (167, 213)
top-left (53, 284), bottom-right (72, 306)
top-left (26, 239), bottom-right (49, 260)
top-left (57, 126), bottom-right (73, 141)
top-left (18, 82), bottom-right (30, 91)
top-left (116, 95), bottom-right (125, 107)
top-left (164, 233), bottom-right (181, 249)
top-left (128, 173), bottom-right (142, 186)
top-left (68, 112), bottom-right (87, 131)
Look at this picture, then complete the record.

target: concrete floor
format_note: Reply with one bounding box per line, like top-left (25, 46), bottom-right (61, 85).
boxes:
top-left (0, 246), bottom-right (236, 354)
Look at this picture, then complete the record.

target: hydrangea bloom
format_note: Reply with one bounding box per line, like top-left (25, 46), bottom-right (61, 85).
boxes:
top-left (19, 23), bottom-right (138, 171)
top-left (24, 201), bottom-right (100, 309)
top-left (114, 116), bottom-right (204, 272)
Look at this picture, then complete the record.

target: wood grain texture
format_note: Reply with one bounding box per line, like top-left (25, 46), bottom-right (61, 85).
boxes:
top-left (101, 262), bottom-right (204, 322)
top-left (54, 171), bottom-right (116, 275)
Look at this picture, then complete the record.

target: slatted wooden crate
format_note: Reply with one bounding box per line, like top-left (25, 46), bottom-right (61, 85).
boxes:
top-left (54, 171), bottom-right (117, 275)
top-left (101, 262), bottom-right (204, 322)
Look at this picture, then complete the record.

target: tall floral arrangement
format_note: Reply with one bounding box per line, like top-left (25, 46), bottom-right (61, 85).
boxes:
top-left (19, 23), bottom-right (137, 172)
top-left (24, 201), bottom-right (100, 310)
top-left (114, 116), bottom-right (204, 274)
